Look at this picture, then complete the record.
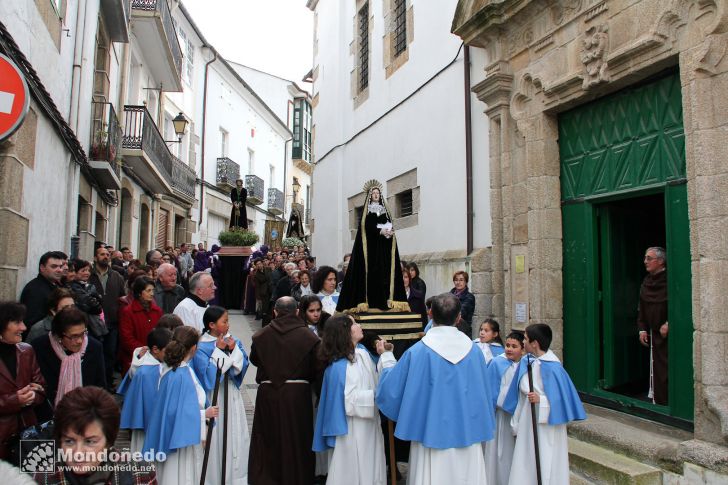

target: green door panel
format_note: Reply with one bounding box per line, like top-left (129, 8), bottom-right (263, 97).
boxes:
top-left (560, 72), bottom-right (693, 421)
top-left (665, 182), bottom-right (694, 420)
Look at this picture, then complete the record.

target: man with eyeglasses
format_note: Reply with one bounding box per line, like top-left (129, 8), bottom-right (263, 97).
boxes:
top-left (173, 272), bottom-right (216, 333)
top-left (637, 246), bottom-right (669, 405)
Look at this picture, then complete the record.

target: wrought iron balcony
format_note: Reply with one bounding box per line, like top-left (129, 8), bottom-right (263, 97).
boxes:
top-left (268, 188), bottom-right (284, 215)
top-left (121, 105), bottom-right (174, 194)
top-left (216, 157), bottom-right (240, 188)
top-left (88, 101), bottom-right (122, 190)
top-left (172, 156), bottom-right (196, 203)
top-left (306, 208), bottom-right (311, 225)
top-left (245, 175), bottom-right (264, 205)
top-left (130, 0), bottom-right (183, 91)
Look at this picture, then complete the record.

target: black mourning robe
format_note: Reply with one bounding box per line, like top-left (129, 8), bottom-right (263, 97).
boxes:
top-left (336, 202), bottom-right (408, 313)
top-left (229, 187), bottom-right (248, 229)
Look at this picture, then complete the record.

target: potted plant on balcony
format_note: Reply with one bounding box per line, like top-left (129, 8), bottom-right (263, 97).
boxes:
top-left (89, 130), bottom-right (116, 162)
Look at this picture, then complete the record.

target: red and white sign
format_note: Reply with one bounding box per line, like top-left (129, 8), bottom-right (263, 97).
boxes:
top-left (0, 53), bottom-right (30, 142)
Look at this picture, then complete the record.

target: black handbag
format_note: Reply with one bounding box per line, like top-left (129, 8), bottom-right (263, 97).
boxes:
top-left (6, 400), bottom-right (54, 467)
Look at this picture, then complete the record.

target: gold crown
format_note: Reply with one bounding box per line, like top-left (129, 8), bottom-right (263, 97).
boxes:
top-left (362, 179), bottom-right (383, 194)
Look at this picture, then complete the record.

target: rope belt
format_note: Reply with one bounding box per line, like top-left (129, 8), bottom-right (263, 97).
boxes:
top-left (260, 379), bottom-right (310, 384)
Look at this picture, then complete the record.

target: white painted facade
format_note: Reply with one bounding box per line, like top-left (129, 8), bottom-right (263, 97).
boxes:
top-left (1, 0), bottom-right (129, 293)
top-left (231, 63), bottom-right (314, 237)
top-left (198, 58), bottom-right (292, 247)
top-left (307, 0), bottom-right (490, 295)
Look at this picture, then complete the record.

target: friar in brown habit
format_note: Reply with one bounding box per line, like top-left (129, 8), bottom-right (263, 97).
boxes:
top-left (248, 296), bottom-right (322, 485)
top-left (637, 246), bottom-right (669, 406)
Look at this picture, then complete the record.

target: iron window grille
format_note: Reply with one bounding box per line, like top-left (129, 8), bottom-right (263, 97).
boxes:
top-left (358, 2), bottom-right (369, 92)
top-left (398, 189), bottom-right (413, 217)
top-left (394, 0), bottom-right (407, 57)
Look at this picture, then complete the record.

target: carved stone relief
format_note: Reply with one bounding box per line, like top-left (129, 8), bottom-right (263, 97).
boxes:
top-left (581, 24), bottom-right (610, 89)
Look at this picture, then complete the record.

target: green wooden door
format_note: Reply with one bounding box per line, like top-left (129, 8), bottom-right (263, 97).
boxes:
top-left (560, 73), bottom-right (694, 423)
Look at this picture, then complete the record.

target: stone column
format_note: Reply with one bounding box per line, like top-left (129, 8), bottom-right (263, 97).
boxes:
top-left (681, 31), bottom-right (728, 445)
top-left (0, 109), bottom-right (36, 299)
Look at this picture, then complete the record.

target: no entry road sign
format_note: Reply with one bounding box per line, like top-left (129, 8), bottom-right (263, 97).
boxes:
top-left (0, 53), bottom-right (30, 142)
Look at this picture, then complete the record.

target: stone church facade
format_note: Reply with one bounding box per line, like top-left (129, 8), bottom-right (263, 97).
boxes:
top-left (453, 0), bottom-right (728, 479)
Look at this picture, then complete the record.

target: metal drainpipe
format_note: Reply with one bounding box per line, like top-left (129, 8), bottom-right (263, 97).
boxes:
top-left (464, 45), bottom-right (474, 255)
top-left (198, 48), bottom-right (218, 229)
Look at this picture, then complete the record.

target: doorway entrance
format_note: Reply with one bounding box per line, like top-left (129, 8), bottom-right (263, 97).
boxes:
top-left (596, 193), bottom-right (664, 400)
top-left (560, 72), bottom-right (693, 425)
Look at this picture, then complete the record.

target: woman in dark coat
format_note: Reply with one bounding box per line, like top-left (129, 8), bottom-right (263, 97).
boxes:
top-left (451, 270), bottom-right (476, 337)
top-left (406, 262), bottom-right (427, 300)
top-left (31, 307), bottom-right (106, 408)
top-left (336, 180), bottom-right (408, 313)
top-left (230, 178), bottom-right (248, 229)
top-left (0, 302), bottom-right (46, 461)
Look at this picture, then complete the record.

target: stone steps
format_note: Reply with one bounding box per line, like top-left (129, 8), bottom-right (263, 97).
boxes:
top-left (569, 437), bottom-right (662, 484)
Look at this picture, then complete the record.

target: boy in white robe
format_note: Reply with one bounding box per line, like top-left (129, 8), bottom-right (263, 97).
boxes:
top-left (507, 323), bottom-right (586, 485)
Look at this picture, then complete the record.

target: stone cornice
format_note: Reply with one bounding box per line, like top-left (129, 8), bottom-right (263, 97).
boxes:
top-left (452, 0), bottom-right (531, 47)
top-left (472, 61), bottom-right (514, 110)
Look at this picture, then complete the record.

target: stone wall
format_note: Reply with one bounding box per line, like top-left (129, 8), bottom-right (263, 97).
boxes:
top-left (452, 0), bottom-right (728, 450)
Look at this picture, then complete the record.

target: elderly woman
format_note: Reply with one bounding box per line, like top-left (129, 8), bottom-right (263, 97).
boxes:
top-left (26, 288), bottom-right (76, 343)
top-left (0, 302), bottom-right (46, 461)
top-left (31, 307), bottom-right (106, 405)
top-left (34, 386), bottom-right (156, 484)
top-left (450, 271), bottom-right (476, 337)
top-left (119, 276), bottom-right (162, 374)
top-left (291, 270), bottom-right (313, 301)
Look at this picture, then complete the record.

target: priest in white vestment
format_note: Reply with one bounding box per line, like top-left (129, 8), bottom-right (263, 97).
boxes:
top-left (173, 272), bottom-right (216, 332)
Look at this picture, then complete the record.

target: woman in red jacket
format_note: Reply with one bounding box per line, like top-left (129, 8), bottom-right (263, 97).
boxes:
top-left (0, 302), bottom-right (46, 461)
top-left (118, 276), bottom-right (162, 374)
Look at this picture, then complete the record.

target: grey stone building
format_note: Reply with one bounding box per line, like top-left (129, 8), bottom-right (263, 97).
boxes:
top-left (453, 0), bottom-right (728, 481)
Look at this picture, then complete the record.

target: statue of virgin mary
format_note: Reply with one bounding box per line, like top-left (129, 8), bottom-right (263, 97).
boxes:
top-left (336, 180), bottom-right (409, 313)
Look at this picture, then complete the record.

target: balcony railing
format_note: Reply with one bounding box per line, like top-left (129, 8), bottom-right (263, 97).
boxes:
top-left (216, 157), bottom-right (240, 188)
top-left (131, 0), bottom-right (182, 77)
top-left (305, 208), bottom-right (311, 225)
top-left (246, 175), bottom-right (264, 205)
top-left (268, 188), bottom-right (284, 215)
top-left (122, 105), bottom-right (173, 185)
top-left (172, 157), bottom-right (196, 201)
top-left (90, 102), bottom-right (122, 177)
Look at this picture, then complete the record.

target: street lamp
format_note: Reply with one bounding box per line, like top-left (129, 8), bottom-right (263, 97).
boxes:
top-left (165, 112), bottom-right (189, 144)
top-left (292, 177), bottom-right (301, 202)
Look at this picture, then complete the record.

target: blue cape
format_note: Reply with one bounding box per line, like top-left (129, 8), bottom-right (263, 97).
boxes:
top-left (502, 355), bottom-right (586, 425)
top-left (376, 341), bottom-right (496, 449)
top-left (486, 354), bottom-right (515, 411)
top-left (143, 366), bottom-right (206, 455)
top-left (490, 343), bottom-right (505, 358)
top-left (116, 372), bottom-right (132, 397)
top-left (312, 357), bottom-right (348, 452)
top-left (120, 364), bottom-right (160, 430)
top-left (192, 338), bottom-right (249, 391)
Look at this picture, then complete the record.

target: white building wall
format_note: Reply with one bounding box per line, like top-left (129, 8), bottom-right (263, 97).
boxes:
top-left (310, 0), bottom-right (490, 270)
top-left (198, 63), bottom-right (289, 245)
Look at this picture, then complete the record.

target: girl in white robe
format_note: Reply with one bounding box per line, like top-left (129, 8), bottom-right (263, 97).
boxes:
top-left (144, 326), bottom-right (219, 485)
top-left (484, 331), bottom-right (525, 485)
top-left (193, 306), bottom-right (250, 485)
top-left (313, 314), bottom-right (396, 485)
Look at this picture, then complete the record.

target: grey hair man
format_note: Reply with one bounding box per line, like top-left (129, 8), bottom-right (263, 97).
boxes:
top-left (637, 246), bottom-right (668, 405)
top-left (272, 262), bottom-right (298, 302)
top-left (154, 263), bottom-right (186, 314)
top-left (172, 271), bottom-right (216, 332)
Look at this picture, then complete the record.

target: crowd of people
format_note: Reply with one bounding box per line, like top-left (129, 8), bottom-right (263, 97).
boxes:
top-left (0, 240), bottom-right (586, 485)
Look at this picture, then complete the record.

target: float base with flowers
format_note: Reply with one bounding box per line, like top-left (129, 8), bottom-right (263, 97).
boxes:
top-left (216, 229), bottom-right (259, 308)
